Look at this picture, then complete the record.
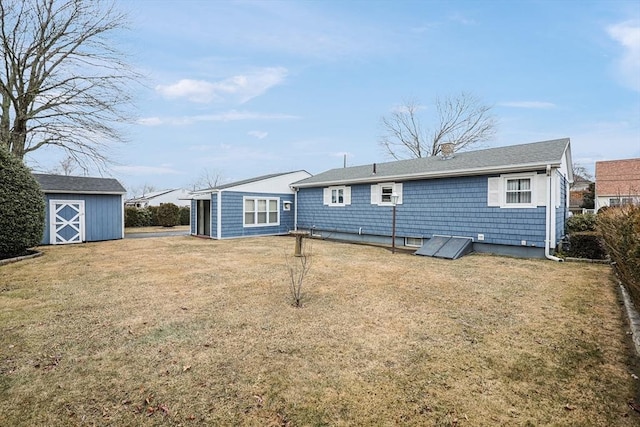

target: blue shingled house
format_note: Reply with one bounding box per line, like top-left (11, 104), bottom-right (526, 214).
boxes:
top-left (189, 170), bottom-right (311, 239)
top-left (34, 174), bottom-right (126, 245)
top-left (291, 139), bottom-right (573, 259)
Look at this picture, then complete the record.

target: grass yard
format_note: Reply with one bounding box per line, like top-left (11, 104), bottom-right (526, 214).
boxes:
top-left (0, 236), bottom-right (638, 426)
top-left (124, 225), bottom-right (190, 234)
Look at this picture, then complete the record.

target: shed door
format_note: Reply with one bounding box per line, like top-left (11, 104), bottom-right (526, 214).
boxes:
top-left (50, 200), bottom-right (85, 245)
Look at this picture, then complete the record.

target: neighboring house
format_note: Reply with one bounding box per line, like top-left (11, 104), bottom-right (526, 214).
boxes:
top-left (189, 171), bottom-right (311, 239)
top-left (569, 174), bottom-right (594, 214)
top-left (125, 189), bottom-right (191, 208)
top-left (595, 158), bottom-right (640, 211)
top-left (34, 174), bottom-right (126, 245)
top-left (291, 138), bottom-right (573, 259)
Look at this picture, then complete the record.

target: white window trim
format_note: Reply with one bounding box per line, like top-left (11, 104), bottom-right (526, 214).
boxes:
top-left (243, 196), bottom-right (280, 228)
top-left (371, 182), bottom-right (403, 206)
top-left (488, 173), bottom-right (541, 209)
top-left (323, 185), bottom-right (351, 207)
top-left (405, 237), bottom-right (423, 247)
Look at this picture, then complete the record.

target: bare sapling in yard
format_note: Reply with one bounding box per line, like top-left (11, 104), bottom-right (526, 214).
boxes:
top-left (285, 238), bottom-right (313, 307)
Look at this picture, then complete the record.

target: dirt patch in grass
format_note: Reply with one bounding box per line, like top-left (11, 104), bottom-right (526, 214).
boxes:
top-left (1, 236), bottom-right (638, 425)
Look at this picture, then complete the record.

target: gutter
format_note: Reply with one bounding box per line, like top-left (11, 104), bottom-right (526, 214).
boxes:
top-left (545, 164), bottom-right (563, 262)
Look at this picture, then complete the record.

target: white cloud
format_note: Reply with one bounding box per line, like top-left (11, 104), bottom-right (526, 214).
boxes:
top-left (155, 67), bottom-right (289, 104)
top-left (137, 117), bottom-right (163, 126)
top-left (113, 165), bottom-right (182, 176)
top-left (138, 110), bottom-right (299, 126)
top-left (155, 79), bottom-right (218, 103)
top-left (248, 130), bottom-right (268, 139)
top-left (607, 21), bottom-right (640, 91)
top-left (498, 101), bottom-right (557, 109)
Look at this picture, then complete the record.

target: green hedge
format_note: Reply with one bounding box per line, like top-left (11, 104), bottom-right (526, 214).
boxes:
top-left (566, 213), bottom-right (597, 233)
top-left (179, 206), bottom-right (190, 225)
top-left (157, 203), bottom-right (180, 227)
top-left (125, 205), bottom-right (190, 227)
top-left (566, 232), bottom-right (607, 260)
top-left (598, 205), bottom-right (640, 308)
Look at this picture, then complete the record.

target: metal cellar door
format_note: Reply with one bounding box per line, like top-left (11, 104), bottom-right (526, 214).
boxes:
top-left (50, 200), bottom-right (85, 244)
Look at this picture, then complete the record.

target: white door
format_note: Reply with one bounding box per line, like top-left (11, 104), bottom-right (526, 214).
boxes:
top-left (50, 200), bottom-right (85, 244)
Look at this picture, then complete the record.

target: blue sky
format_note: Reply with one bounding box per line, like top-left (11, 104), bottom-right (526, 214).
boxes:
top-left (28, 0), bottom-right (640, 194)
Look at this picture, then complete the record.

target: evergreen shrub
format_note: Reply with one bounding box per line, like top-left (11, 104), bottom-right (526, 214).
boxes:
top-left (157, 203), bottom-right (180, 227)
top-left (0, 149), bottom-right (45, 258)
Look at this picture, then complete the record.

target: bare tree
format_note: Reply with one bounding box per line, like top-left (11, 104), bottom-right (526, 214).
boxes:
top-left (572, 162), bottom-right (593, 181)
top-left (189, 168), bottom-right (223, 191)
top-left (380, 92), bottom-right (497, 160)
top-left (48, 156), bottom-right (82, 176)
top-left (0, 0), bottom-right (139, 168)
top-left (128, 183), bottom-right (157, 199)
top-left (285, 239), bottom-right (313, 308)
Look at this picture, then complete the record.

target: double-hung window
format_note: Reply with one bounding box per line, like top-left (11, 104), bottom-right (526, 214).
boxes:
top-left (505, 178), bottom-right (532, 204)
top-left (323, 186), bottom-right (351, 206)
top-left (332, 187), bottom-right (344, 204)
top-left (371, 182), bottom-right (403, 206)
top-left (487, 172), bottom-right (540, 208)
top-left (244, 197), bottom-right (279, 227)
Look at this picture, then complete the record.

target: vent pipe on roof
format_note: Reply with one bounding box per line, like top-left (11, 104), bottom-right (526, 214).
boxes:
top-left (372, 163), bottom-right (377, 174)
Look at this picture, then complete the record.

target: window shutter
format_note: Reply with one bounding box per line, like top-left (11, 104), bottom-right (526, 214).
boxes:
top-left (344, 186), bottom-right (351, 205)
top-left (535, 174), bottom-right (547, 206)
top-left (487, 177), bottom-right (502, 207)
top-left (370, 184), bottom-right (379, 204)
top-left (393, 182), bottom-right (403, 205)
top-left (323, 188), bottom-right (330, 205)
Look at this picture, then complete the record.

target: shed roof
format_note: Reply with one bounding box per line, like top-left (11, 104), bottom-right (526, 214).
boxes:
top-left (293, 138), bottom-right (571, 188)
top-left (595, 158), bottom-right (640, 196)
top-left (33, 174), bottom-right (126, 194)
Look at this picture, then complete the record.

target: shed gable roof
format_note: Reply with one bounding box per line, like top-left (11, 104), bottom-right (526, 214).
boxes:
top-left (33, 174), bottom-right (126, 194)
top-left (293, 138), bottom-right (570, 188)
top-left (595, 158), bottom-right (640, 196)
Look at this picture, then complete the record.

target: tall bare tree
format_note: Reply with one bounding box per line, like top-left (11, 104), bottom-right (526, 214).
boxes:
top-left (0, 0), bottom-right (138, 167)
top-left (380, 92), bottom-right (497, 160)
top-left (189, 168), bottom-right (224, 191)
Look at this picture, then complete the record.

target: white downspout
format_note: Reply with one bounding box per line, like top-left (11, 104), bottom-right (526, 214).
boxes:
top-left (293, 187), bottom-right (299, 231)
top-left (216, 190), bottom-right (222, 239)
top-left (545, 164), bottom-right (563, 262)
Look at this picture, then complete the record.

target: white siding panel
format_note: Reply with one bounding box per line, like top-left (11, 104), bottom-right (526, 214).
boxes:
top-left (535, 174), bottom-right (548, 207)
top-left (370, 184), bottom-right (379, 204)
top-left (323, 188), bottom-right (331, 205)
top-left (344, 186), bottom-right (352, 205)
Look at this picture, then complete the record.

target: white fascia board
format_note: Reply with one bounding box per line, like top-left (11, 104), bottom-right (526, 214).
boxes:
top-left (189, 190), bottom-right (218, 200)
top-left (292, 162), bottom-right (561, 188)
top-left (226, 171), bottom-right (311, 193)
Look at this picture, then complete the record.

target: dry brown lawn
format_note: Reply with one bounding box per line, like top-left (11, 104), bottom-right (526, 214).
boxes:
top-left (0, 236), bottom-right (638, 426)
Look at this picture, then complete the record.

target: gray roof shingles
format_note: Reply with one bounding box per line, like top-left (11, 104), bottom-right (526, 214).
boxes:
top-left (198, 170), bottom-right (308, 192)
top-left (293, 138), bottom-right (570, 187)
top-left (33, 174), bottom-right (126, 194)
